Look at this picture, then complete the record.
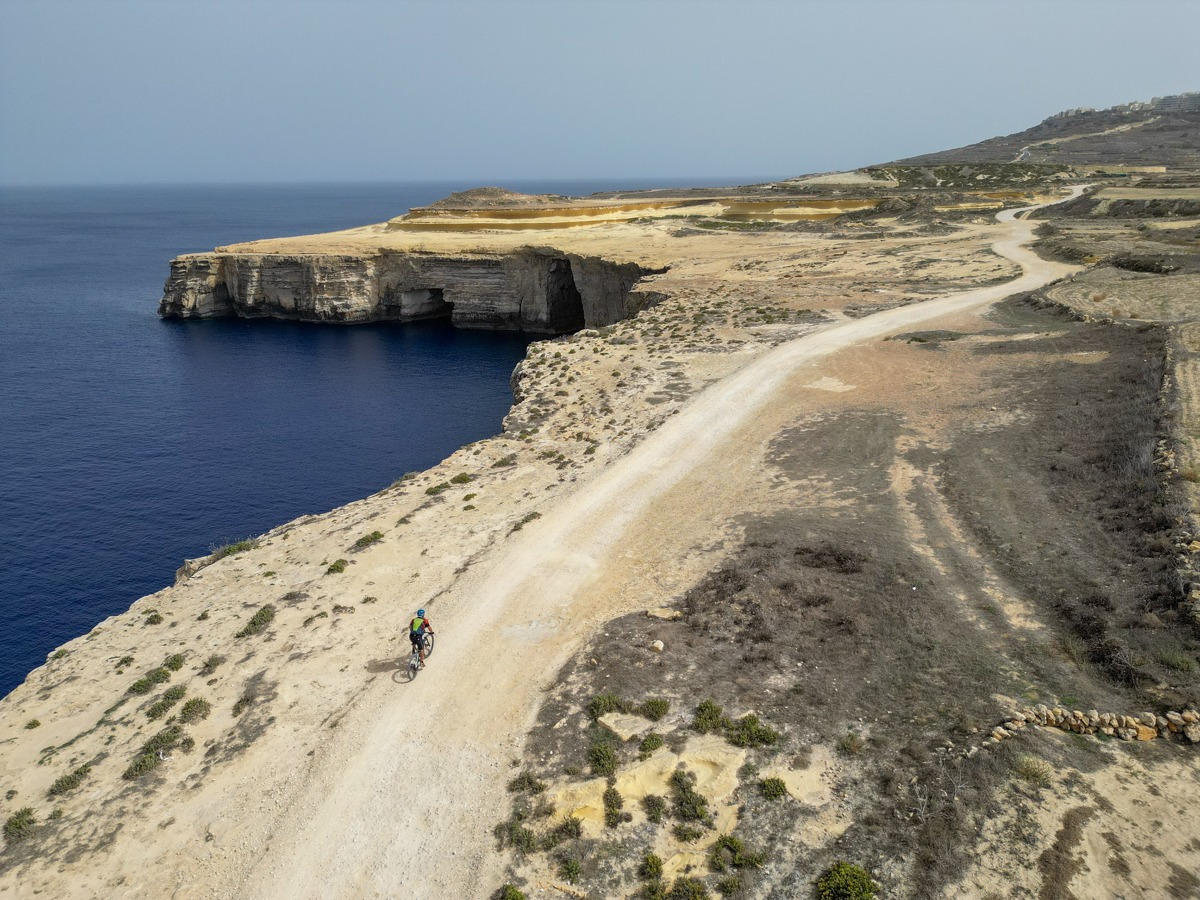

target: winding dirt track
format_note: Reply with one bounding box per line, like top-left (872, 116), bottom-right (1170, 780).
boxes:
top-left (230, 192), bottom-right (1084, 900)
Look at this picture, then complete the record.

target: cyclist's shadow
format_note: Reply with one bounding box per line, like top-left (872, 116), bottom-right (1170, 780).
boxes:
top-left (364, 656), bottom-right (411, 684)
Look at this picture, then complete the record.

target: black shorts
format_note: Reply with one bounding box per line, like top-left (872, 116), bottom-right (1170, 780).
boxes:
top-left (410, 630), bottom-right (423, 648)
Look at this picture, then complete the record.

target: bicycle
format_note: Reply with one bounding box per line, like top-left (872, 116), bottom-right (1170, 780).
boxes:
top-left (406, 631), bottom-right (436, 681)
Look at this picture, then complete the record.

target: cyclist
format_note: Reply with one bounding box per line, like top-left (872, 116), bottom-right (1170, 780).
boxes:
top-left (409, 608), bottom-right (435, 668)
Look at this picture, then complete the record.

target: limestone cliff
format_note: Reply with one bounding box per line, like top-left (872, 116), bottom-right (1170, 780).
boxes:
top-left (159, 247), bottom-right (660, 333)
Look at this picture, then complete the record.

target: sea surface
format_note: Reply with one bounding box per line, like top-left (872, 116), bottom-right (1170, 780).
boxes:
top-left (0, 178), bottom-right (755, 697)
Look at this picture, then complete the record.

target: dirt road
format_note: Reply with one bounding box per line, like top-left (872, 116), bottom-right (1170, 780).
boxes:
top-left (229, 191), bottom-right (1084, 899)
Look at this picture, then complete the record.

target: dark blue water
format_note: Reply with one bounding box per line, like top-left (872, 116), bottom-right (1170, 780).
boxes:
top-left (0, 178), bottom-right (736, 697)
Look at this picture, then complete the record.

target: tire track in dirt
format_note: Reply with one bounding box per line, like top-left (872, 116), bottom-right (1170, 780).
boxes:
top-left (228, 190), bottom-right (1085, 900)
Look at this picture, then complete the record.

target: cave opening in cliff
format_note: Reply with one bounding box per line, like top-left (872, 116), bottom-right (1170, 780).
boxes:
top-left (397, 287), bottom-right (452, 321)
top-left (545, 258), bottom-right (585, 333)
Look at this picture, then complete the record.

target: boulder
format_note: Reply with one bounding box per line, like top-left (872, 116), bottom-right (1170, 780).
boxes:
top-left (645, 608), bottom-right (683, 621)
top-left (649, 640), bottom-right (665, 653)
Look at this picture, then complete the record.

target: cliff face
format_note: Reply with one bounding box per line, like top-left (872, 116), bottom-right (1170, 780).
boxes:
top-left (160, 248), bottom-right (660, 333)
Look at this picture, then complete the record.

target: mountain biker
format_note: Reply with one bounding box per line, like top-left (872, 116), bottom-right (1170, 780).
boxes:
top-left (409, 608), bottom-right (434, 668)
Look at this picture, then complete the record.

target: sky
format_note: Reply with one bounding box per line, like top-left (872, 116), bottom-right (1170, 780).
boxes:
top-left (1, 0), bottom-right (1197, 186)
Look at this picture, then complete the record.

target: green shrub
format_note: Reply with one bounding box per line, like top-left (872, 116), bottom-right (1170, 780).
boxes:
top-left (236, 604), bottom-right (276, 637)
top-left (546, 816), bottom-right (583, 847)
top-left (493, 820), bottom-right (537, 855)
top-left (693, 699), bottom-right (730, 734)
top-left (643, 794), bottom-right (668, 823)
top-left (589, 740), bottom-right (619, 777)
top-left (353, 531), bottom-right (384, 549)
top-left (672, 823), bottom-right (704, 842)
top-left (450, 473), bottom-right (473, 484)
top-left (3, 807), bottom-right (35, 843)
top-left (122, 726), bottom-right (183, 779)
top-left (588, 693), bottom-right (627, 720)
top-left (669, 768), bottom-right (710, 823)
top-left (760, 777), bottom-right (788, 801)
top-left (510, 511), bottom-right (541, 532)
top-left (24, 719), bottom-right (40, 729)
top-left (200, 654), bottom-right (225, 675)
top-left (146, 685), bottom-right (187, 720)
top-left (814, 861), bottom-right (877, 900)
top-left (144, 612), bottom-right (164, 625)
top-left (325, 559), bottom-right (348, 574)
top-left (559, 857), bottom-right (581, 883)
top-left (197, 610), bottom-right (210, 621)
top-left (708, 835), bottom-right (764, 872)
top-left (639, 733), bottom-right (664, 757)
top-left (116, 656), bottom-right (134, 668)
top-left (178, 697), bottom-right (212, 724)
top-left (668, 876), bottom-right (711, 899)
top-left (717, 876), bottom-right (742, 897)
top-left (507, 772), bottom-right (547, 794)
top-left (492, 453), bottom-right (517, 468)
top-left (425, 482), bottom-right (451, 496)
top-left (212, 539), bottom-right (257, 559)
top-left (639, 698), bottom-right (670, 721)
top-left (603, 785), bottom-right (625, 828)
top-left (726, 714), bottom-right (778, 748)
top-left (1013, 754), bottom-right (1053, 788)
top-left (496, 886), bottom-right (527, 900)
top-left (128, 667), bottom-right (170, 695)
top-left (163, 653), bottom-right (185, 671)
top-left (47, 765), bottom-right (91, 797)
top-left (641, 853), bottom-right (664, 879)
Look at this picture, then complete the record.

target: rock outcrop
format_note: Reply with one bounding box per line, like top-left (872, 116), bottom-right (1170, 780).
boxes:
top-left (160, 247), bottom-right (661, 333)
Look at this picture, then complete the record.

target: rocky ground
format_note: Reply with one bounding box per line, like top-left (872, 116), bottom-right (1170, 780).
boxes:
top-left (2, 167), bottom-right (1199, 900)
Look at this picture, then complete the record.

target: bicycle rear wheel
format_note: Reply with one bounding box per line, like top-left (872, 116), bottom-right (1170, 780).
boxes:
top-left (407, 651), bottom-right (419, 681)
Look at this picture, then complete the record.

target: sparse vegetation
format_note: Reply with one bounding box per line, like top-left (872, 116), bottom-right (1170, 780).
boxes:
top-left (639, 733), bottom-right (664, 757)
top-left (450, 473), bottom-right (473, 484)
top-left (122, 726), bottom-right (183, 779)
top-left (116, 656), bottom-right (134, 668)
top-left (178, 697), bottom-right (212, 724)
top-left (47, 764), bottom-right (91, 798)
top-left (144, 612), bottom-right (164, 625)
top-left (128, 667), bottom-right (171, 695)
top-left (588, 738), bottom-right (619, 777)
top-left (3, 807), bottom-right (36, 843)
top-left (814, 861), bottom-right (877, 900)
top-left (603, 784), bottom-right (627, 827)
top-left (146, 685), bottom-right (186, 720)
top-left (642, 794), bottom-right (667, 823)
top-left (236, 604), bottom-right (276, 637)
top-left (353, 531), bottom-right (384, 549)
top-left (760, 776), bottom-right (788, 800)
top-left (1013, 754), bottom-right (1053, 788)
top-left (493, 453), bottom-right (518, 468)
top-left (163, 653), bottom-right (185, 671)
top-left (639, 698), bottom-right (670, 721)
top-left (708, 834), bottom-right (764, 872)
top-left (211, 539), bottom-right (258, 559)
top-left (425, 482), bottom-right (451, 496)
top-left (507, 772), bottom-right (547, 794)
top-left (24, 719), bottom-right (40, 729)
top-left (511, 511), bottom-right (541, 532)
top-left (837, 733), bottom-right (865, 756)
top-left (325, 559), bottom-right (348, 574)
top-left (200, 654), bottom-right (226, 675)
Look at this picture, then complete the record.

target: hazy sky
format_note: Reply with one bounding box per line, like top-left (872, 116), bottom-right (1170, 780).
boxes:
top-left (1, 0), bottom-right (1197, 185)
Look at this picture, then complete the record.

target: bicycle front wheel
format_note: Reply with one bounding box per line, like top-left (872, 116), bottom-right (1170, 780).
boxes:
top-left (423, 633), bottom-right (435, 658)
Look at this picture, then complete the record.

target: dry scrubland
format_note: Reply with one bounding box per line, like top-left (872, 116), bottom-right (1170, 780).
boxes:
top-left (2, 160), bottom-right (1200, 900)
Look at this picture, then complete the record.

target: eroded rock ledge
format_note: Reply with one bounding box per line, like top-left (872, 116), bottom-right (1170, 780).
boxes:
top-left (159, 247), bottom-right (662, 333)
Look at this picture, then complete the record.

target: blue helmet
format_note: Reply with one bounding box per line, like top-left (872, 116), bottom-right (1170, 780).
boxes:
top-left (417, 608), bottom-right (426, 618)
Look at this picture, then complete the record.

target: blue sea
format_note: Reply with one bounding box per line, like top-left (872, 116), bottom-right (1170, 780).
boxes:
top-left (0, 178), bottom-right (745, 697)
